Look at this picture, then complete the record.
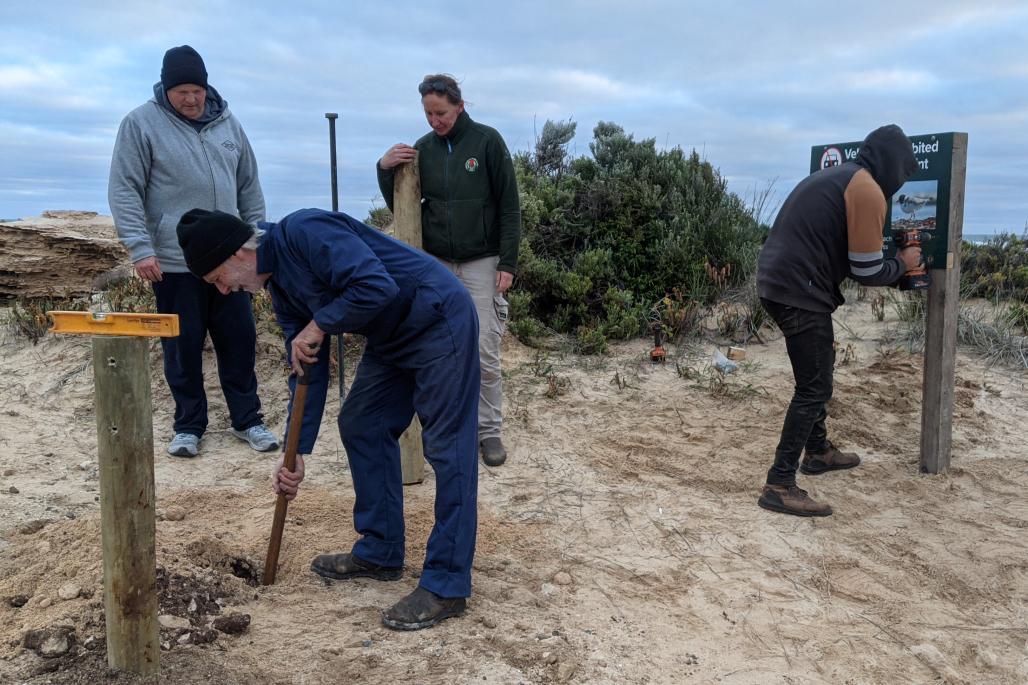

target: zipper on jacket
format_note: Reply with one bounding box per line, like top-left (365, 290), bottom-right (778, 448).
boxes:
top-left (162, 104), bottom-right (224, 212)
top-left (445, 138), bottom-right (454, 259)
top-left (197, 127), bottom-right (218, 211)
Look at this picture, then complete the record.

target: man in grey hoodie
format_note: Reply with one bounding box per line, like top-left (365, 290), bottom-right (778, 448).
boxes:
top-left (108, 45), bottom-right (279, 458)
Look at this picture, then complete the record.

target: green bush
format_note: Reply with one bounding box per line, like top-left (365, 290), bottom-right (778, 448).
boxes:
top-left (508, 316), bottom-right (548, 347)
top-left (366, 206), bottom-right (393, 229)
top-left (1, 296), bottom-right (89, 344)
top-left (510, 120), bottom-right (765, 349)
top-left (961, 232), bottom-right (1028, 300)
top-left (1006, 301), bottom-right (1028, 332)
top-left (100, 276), bottom-right (156, 313)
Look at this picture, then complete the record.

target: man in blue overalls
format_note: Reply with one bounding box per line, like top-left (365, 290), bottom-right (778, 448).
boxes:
top-left (176, 207), bottom-right (480, 630)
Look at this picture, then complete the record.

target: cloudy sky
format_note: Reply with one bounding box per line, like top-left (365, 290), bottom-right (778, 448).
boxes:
top-left (1, 1), bottom-right (1025, 235)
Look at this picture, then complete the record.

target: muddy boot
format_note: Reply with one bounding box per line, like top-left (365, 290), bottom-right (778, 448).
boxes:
top-left (310, 553), bottom-right (402, 581)
top-left (382, 586), bottom-right (466, 631)
top-left (800, 441), bottom-right (860, 475)
top-left (480, 437), bottom-right (507, 467)
top-left (757, 484), bottom-right (833, 517)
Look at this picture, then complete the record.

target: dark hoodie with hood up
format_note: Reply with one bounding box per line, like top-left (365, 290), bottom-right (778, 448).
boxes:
top-left (757, 124), bottom-right (917, 313)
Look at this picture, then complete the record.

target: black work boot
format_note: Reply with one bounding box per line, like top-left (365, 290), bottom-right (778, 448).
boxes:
top-left (800, 441), bottom-right (861, 475)
top-left (757, 484), bottom-right (833, 517)
top-left (310, 552), bottom-right (402, 581)
top-left (382, 586), bottom-right (467, 631)
top-left (480, 437), bottom-right (507, 467)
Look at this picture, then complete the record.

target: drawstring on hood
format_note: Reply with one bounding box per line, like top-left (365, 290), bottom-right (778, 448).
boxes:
top-left (856, 124), bottom-right (917, 197)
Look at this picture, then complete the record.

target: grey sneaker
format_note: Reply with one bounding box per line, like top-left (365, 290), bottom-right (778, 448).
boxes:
top-left (480, 437), bottom-right (507, 467)
top-left (168, 433), bottom-right (199, 458)
top-left (231, 424), bottom-right (280, 452)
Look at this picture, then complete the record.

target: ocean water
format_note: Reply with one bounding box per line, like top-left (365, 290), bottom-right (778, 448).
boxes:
top-left (962, 233), bottom-right (1020, 245)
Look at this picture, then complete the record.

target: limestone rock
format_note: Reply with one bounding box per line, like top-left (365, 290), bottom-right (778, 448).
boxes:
top-left (0, 211), bottom-right (128, 298)
top-left (158, 614), bottom-right (190, 631)
top-left (553, 571), bottom-right (573, 586)
top-left (23, 628), bottom-right (74, 658)
top-left (164, 507), bottom-right (186, 522)
top-left (17, 520), bottom-right (47, 535)
top-left (57, 583), bottom-right (81, 601)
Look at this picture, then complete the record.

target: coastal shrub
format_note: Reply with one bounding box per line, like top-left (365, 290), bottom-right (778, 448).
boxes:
top-left (961, 232), bottom-right (1028, 300)
top-left (511, 120), bottom-right (765, 350)
top-left (1, 296), bottom-right (88, 344)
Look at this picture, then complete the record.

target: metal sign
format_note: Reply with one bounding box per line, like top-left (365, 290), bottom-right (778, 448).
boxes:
top-left (810, 133), bottom-right (956, 270)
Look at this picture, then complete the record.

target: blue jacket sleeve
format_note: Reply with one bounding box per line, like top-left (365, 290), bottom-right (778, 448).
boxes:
top-left (293, 214), bottom-right (400, 334)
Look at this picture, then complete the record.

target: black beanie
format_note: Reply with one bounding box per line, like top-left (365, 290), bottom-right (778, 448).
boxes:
top-left (161, 45), bottom-right (208, 90)
top-left (176, 209), bottom-right (253, 278)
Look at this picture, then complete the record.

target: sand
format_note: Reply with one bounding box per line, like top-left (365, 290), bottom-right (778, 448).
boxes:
top-left (0, 296), bottom-right (1026, 684)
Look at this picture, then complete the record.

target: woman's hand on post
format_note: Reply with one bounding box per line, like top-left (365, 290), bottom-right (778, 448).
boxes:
top-left (379, 143), bottom-right (417, 170)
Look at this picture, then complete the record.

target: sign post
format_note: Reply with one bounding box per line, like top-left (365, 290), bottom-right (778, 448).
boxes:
top-left (919, 134), bottom-right (968, 473)
top-left (393, 155), bottom-right (427, 485)
top-left (49, 311), bottom-right (180, 676)
top-left (810, 132), bottom-right (968, 473)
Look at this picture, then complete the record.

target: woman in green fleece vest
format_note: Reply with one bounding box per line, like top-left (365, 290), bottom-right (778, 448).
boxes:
top-left (377, 74), bottom-right (521, 468)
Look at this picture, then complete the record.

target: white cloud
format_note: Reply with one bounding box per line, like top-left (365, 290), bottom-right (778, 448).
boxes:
top-left (0, 0), bottom-right (1024, 234)
top-left (842, 68), bottom-right (941, 92)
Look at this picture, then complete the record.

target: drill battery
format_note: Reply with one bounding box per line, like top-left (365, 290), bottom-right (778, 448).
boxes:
top-left (650, 323), bottom-right (666, 363)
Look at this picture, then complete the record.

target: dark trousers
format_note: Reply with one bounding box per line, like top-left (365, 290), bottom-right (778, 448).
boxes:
top-left (152, 273), bottom-right (263, 437)
top-left (761, 298), bottom-right (834, 486)
top-left (338, 283), bottom-right (480, 599)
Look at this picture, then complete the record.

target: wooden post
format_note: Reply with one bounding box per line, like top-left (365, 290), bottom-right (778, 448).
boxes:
top-left (394, 155), bottom-right (426, 485)
top-left (93, 336), bottom-right (159, 675)
top-left (920, 133), bottom-right (967, 474)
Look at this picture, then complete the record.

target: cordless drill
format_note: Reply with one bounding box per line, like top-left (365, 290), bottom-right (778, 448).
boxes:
top-left (892, 229), bottom-right (932, 290)
top-left (650, 323), bottom-right (666, 363)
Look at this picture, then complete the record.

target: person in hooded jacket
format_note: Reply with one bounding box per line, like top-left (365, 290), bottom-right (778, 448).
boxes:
top-left (108, 45), bottom-right (278, 459)
top-left (755, 124), bottom-right (922, 517)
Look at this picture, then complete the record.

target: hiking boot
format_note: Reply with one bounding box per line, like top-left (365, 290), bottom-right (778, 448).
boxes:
top-left (480, 437), bottom-right (507, 467)
top-left (168, 433), bottom-right (199, 458)
top-left (310, 552), bottom-right (403, 581)
top-left (382, 586), bottom-right (467, 631)
top-left (800, 441), bottom-right (860, 475)
top-left (757, 484), bottom-right (833, 517)
top-left (231, 424), bottom-right (281, 452)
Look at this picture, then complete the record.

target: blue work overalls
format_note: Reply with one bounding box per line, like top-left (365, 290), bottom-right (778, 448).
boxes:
top-left (257, 209), bottom-right (480, 598)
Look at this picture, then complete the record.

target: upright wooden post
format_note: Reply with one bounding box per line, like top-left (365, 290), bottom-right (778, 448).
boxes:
top-left (394, 154), bottom-right (426, 485)
top-left (920, 133), bottom-right (967, 474)
top-left (93, 336), bottom-right (159, 675)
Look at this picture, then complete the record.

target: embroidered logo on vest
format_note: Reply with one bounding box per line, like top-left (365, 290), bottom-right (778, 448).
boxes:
top-left (465, 157), bottom-right (479, 173)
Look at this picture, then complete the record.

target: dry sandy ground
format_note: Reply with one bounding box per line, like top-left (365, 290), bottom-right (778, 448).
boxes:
top-left (0, 297), bottom-right (1026, 684)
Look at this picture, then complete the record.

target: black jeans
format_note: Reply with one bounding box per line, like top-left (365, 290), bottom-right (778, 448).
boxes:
top-left (152, 273), bottom-right (263, 437)
top-left (761, 298), bottom-right (834, 486)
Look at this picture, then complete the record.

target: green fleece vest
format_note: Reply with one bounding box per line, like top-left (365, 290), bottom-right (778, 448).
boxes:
top-left (377, 111), bottom-right (521, 273)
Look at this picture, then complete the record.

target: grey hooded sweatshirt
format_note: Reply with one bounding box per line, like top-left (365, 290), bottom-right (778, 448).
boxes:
top-left (108, 83), bottom-right (265, 273)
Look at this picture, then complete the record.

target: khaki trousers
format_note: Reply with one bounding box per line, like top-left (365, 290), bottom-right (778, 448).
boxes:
top-left (436, 255), bottom-right (506, 440)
